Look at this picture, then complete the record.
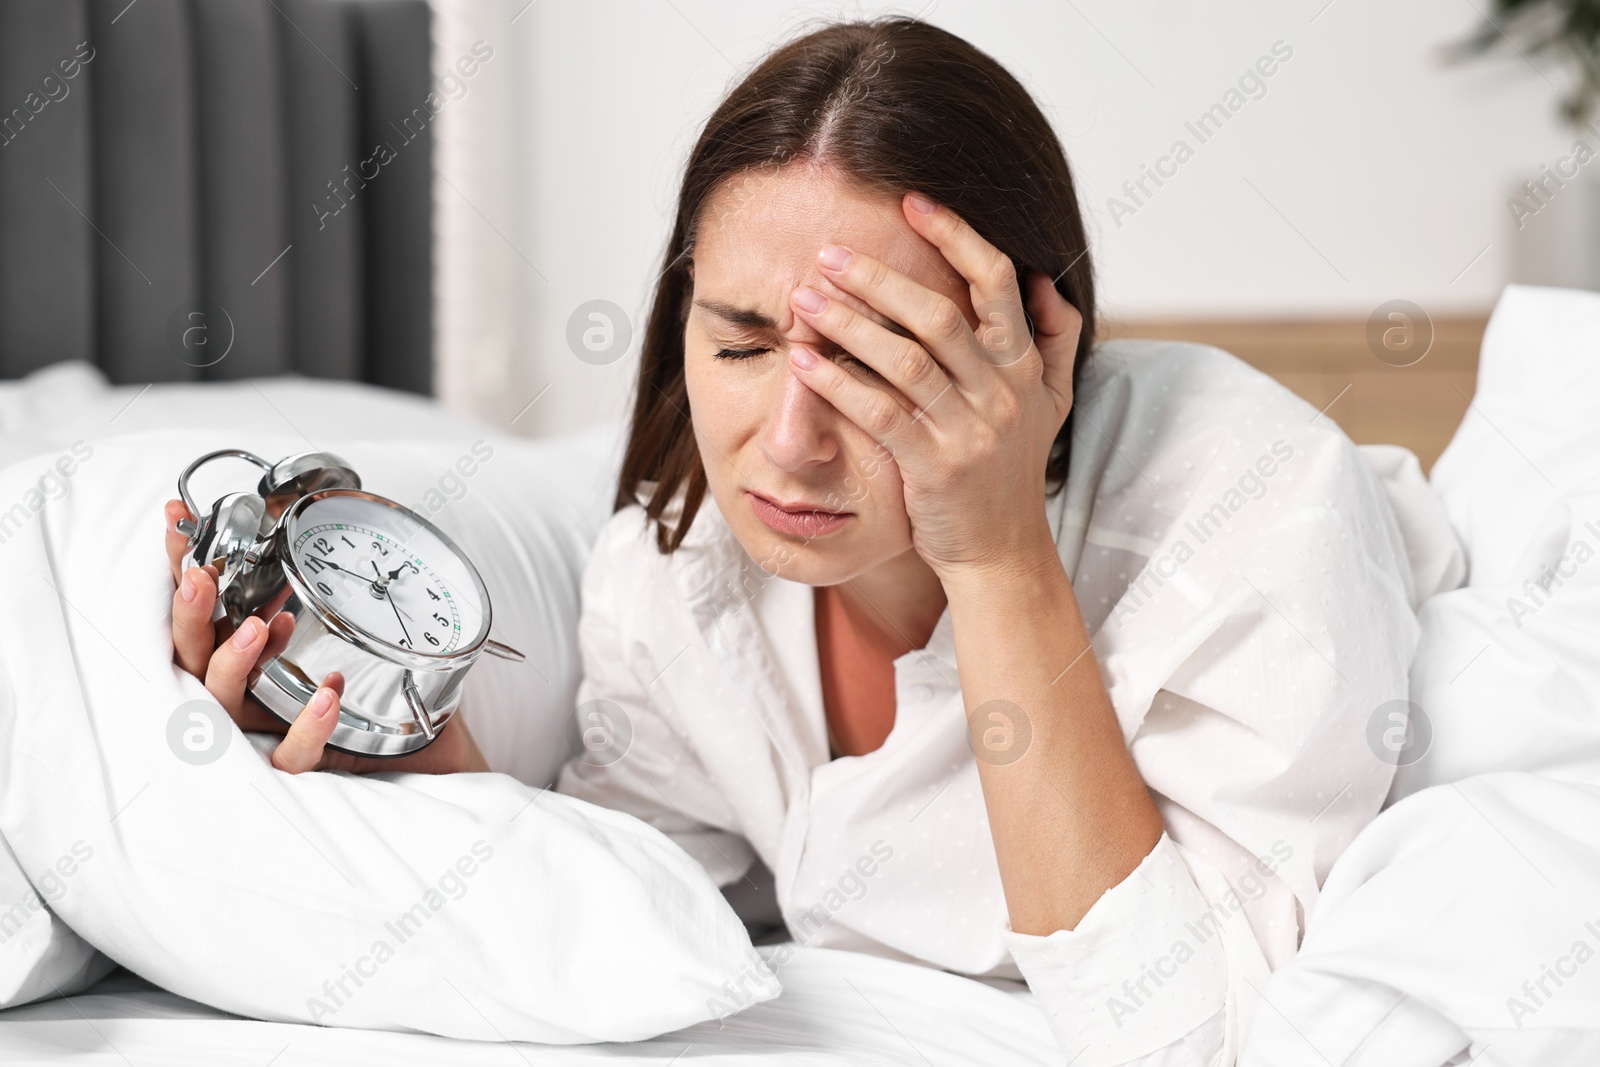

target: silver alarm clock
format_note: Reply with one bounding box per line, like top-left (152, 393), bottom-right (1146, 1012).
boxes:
top-left (176, 448), bottom-right (524, 757)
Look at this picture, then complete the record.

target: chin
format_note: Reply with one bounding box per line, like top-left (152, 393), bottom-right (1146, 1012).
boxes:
top-left (771, 551), bottom-right (858, 588)
top-left (729, 520), bottom-right (878, 587)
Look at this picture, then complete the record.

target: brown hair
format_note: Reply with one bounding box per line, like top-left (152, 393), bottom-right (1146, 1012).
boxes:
top-left (616, 16), bottom-right (1096, 552)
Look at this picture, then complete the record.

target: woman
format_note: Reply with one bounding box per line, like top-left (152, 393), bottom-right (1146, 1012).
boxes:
top-left (165, 18), bottom-right (1433, 1066)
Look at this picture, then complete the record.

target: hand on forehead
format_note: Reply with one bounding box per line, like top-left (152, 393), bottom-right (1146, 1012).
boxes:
top-left (693, 163), bottom-right (973, 340)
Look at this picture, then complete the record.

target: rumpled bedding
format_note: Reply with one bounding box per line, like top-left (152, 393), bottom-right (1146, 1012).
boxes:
top-left (1240, 284), bottom-right (1600, 1064)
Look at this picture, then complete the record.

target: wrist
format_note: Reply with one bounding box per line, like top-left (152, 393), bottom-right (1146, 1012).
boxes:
top-left (937, 528), bottom-right (1064, 603)
top-left (934, 524), bottom-right (1062, 598)
top-left (457, 720), bottom-right (491, 773)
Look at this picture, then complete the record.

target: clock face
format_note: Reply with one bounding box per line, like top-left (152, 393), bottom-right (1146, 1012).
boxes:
top-left (284, 492), bottom-right (487, 656)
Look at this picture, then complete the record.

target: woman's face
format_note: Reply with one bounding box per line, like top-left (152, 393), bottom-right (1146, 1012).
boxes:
top-left (684, 163), bottom-right (974, 586)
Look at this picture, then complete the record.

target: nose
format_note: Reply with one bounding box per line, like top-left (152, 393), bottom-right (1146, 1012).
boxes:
top-left (758, 359), bottom-right (840, 473)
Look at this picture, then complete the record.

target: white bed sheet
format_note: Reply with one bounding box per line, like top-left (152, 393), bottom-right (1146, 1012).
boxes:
top-left (0, 946), bottom-right (1059, 1067)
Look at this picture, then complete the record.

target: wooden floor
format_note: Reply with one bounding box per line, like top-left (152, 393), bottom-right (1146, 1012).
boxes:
top-left (1098, 316), bottom-right (1489, 472)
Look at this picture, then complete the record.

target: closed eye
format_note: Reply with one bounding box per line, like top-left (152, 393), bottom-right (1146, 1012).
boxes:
top-left (712, 344), bottom-right (878, 380)
top-left (840, 354), bottom-right (879, 378)
top-left (831, 352), bottom-right (880, 380)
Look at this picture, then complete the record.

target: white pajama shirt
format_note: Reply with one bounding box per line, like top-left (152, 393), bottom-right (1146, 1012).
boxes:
top-left (557, 338), bottom-right (1462, 1065)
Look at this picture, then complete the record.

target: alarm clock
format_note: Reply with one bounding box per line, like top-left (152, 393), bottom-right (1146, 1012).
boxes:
top-left (176, 448), bottom-right (525, 757)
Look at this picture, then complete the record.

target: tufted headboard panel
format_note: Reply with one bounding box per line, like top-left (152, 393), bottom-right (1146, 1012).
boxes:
top-left (0, 0), bottom-right (433, 392)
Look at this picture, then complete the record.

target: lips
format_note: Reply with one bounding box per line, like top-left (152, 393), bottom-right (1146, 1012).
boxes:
top-left (746, 491), bottom-right (853, 539)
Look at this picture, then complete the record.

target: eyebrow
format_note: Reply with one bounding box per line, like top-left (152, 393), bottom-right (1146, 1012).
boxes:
top-left (694, 299), bottom-right (776, 331)
top-left (693, 298), bottom-right (916, 340)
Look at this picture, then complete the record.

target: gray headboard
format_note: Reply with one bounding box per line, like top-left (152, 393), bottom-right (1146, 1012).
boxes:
top-left (0, 0), bottom-right (433, 393)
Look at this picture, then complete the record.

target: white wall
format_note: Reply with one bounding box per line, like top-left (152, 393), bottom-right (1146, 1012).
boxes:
top-left (434, 0), bottom-right (1589, 437)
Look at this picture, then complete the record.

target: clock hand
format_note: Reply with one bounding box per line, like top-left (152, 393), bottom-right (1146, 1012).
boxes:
top-left (318, 559), bottom-right (376, 585)
top-left (360, 555), bottom-right (417, 586)
top-left (373, 559), bottom-right (413, 646)
top-left (387, 596), bottom-right (416, 647)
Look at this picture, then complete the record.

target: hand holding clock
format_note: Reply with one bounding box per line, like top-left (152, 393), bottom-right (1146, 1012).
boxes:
top-left (164, 498), bottom-right (488, 775)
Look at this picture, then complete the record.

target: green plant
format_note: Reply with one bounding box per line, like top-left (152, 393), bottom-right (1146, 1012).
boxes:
top-left (1451, 0), bottom-right (1600, 127)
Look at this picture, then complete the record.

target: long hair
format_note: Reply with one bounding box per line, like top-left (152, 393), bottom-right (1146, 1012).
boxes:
top-left (616, 17), bottom-right (1096, 552)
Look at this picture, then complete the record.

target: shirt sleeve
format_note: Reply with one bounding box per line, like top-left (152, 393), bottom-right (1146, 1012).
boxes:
top-left (555, 518), bottom-right (755, 887)
top-left (1001, 832), bottom-right (1232, 1067)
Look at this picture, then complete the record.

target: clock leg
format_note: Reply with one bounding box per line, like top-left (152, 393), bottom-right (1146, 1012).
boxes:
top-left (401, 670), bottom-right (437, 741)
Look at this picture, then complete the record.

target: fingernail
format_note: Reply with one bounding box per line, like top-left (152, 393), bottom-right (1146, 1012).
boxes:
top-left (231, 617), bottom-right (261, 650)
top-left (790, 344), bottom-right (818, 371)
top-left (817, 245), bottom-right (852, 272)
top-left (907, 192), bottom-right (936, 214)
top-left (310, 687), bottom-right (335, 718)
top-left (792, 286), bottom-right (827, 314)
top-left (180, 573), bottom-right (197, 602)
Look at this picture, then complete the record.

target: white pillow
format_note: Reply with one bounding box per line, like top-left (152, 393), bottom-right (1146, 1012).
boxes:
top-left (1392, 284), bottom-right (1600, 800)
top-left (1391, 476), bottom-right (1600, 801)
top-left (0, 361), bottom-right (494, 470)
top-left (1429, 284), bottom-right (1600, 587)
top-left (0, 428), bottom-right (773, 1039)
top-left (398, 420), bottom-right (625, 788)
top-left (0, 835), bottom-right (116, 1009)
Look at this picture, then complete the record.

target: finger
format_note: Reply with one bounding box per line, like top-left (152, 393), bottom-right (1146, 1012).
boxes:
top-left (787, 343), bottom-right (923, 452)
top-left (810, 245), bottom-right (987, 394)
top-left (1023, 268), bottom-right (1084, 406)
top-left (270, 682), bottom-right (342, 774)
top-left (232, 695), bottom-right (292, 735)
top-left (203, 615), bottom-right (268, 716)
top-left (165, 499), bottom-right (196, 585)
top-left (247, 613), bottom-right (295, 687)
top-left (172, 566), bottom-right (220, 679)
top-left (900, 193), bottom-right (1031, 364)
top-left (198, 562), bottom-right (236, 650)
top-left (233, 669), bottom-right (341, 736)
top-left (789, 284), bottom-right (953, 416)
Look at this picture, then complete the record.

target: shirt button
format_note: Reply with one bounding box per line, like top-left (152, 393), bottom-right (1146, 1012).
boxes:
top-left (908, 683), bottom-right (935, 702)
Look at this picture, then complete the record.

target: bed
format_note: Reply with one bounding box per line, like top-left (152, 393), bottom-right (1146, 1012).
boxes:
top-left (4, 283), bottom-right (1600, 1067)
